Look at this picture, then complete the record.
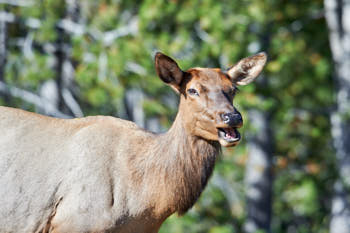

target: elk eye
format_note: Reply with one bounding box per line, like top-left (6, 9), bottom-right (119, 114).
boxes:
top-left (187, 88), bottom-right (199, 96)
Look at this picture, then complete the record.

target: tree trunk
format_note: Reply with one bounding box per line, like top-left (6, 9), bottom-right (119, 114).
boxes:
top-left (244, 24), bottom-right (273, 233)
top-left (0, 8), bottom-right (9, 103)
top-left (324, 0), bottom-right (350, 232)
top-left (330, 181), bottom-right (350, 233)
top-left (244, 109), bottom-right (273, 233)
top-left (52, 0), bottom-right (83, 117)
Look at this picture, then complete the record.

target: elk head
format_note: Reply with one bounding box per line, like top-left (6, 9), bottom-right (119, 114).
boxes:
top-left (155, 52), bottom-right (267, 147)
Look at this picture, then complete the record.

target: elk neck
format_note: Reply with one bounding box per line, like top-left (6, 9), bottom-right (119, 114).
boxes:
top-left (127, 97), bottom-right (220, 218)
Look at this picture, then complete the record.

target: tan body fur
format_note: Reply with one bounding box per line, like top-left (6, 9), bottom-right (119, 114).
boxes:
top-left (0, 52), bottom-right (266, 233)
top-left (0, 106), bottom-right (220, 233)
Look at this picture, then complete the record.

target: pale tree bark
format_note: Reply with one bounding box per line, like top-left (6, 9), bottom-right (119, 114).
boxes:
top-left (125, 88), bottom-right (146, 129)
top-left (0, 10), bottom-right (7, 83)
top-left (124, 88), bottom-right (163, 133)
top-left (47, 0), bottom-right (83, 117)
top-left (244, 107), bottom-right (273, 233)
top-left (0, 81), bottom-right (71, 118)
top-left (244, 25), bottom-right (273, 233)
top-left (0, 8), bottom-right (11, 102)
top-left (325, 0), bottom-right (350, 232)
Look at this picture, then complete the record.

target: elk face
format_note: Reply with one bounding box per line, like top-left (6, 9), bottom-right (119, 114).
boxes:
top-left (155, 52), bottom-right (267, 147)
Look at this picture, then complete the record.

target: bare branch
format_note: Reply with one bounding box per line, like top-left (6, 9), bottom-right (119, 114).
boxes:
top-left (98, 52), bottom-right (107, 81)
top-left (0, 11), bottom-right (15, 23)
top-left (57, 18), bottom-right (85, 36)
top-left (125, 62), bottom-right (147, 76)
top-left (0, 81), bottom-right (72, 118)
top-left (0, 0), bottom-right (34, 7)
top-left (211, 173), bottom-right (241, 213)
top-left (62, 88), bottom-right (84, 117)
top-left (102, 17), bottom-right (138, 46)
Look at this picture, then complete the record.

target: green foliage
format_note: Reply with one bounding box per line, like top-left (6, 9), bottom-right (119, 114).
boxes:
top-left (209, 225), bottom-right (235, 233)
top-left (284, 179), bottom-right (319, 216)
top-left (143, 99), bottom-right (168, 117)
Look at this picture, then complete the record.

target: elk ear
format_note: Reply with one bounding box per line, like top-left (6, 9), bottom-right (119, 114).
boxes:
top-left (227, 52), bottom-right (267, 86)
top-left (155, 52), bottom-right (184, 91)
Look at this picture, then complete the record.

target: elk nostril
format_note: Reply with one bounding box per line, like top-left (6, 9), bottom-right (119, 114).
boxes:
top-left (221, 113), bottom-right (230, 124)
top-left (221, 112), bottom-right (243, 126)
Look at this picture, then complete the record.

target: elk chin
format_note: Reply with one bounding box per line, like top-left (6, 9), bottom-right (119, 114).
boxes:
top-left (217, 127), bottom-right (241, 147)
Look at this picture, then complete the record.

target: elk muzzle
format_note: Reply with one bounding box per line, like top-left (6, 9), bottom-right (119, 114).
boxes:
top-left (221, 112), bottom-right (243, 128)
top-left (216, 111), bottom-right (243, 147)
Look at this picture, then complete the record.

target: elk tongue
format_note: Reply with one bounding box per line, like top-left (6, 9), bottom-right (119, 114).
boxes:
top-left (218, 127), bottom-right (240, 142)
top-left (223, 128), bottom-right (236, 138)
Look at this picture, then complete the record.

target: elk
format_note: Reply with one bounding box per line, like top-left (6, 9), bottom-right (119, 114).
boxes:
top-left (0, 52), bottom-right (266, 233)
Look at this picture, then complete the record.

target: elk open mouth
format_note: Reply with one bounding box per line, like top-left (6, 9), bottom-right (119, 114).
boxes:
top-left (217, 127), bottom-right (241, 146)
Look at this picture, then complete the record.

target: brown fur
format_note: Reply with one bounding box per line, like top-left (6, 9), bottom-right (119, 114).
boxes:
top-left (0, 52), bottom-right (266, 233)
top-left (127, 107), bottom-right (220, 217)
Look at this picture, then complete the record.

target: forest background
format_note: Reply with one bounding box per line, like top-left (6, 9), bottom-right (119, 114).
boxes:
top-left (1, 0), bottom-right (349, 233)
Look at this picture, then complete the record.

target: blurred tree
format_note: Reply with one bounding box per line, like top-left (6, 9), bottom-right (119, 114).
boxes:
top-left (324, 0), bottom-right (350, 232)
top-left (0, 5), bottom-right (10, 102)
top-left (244, 22), bottom-right (273, 233)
